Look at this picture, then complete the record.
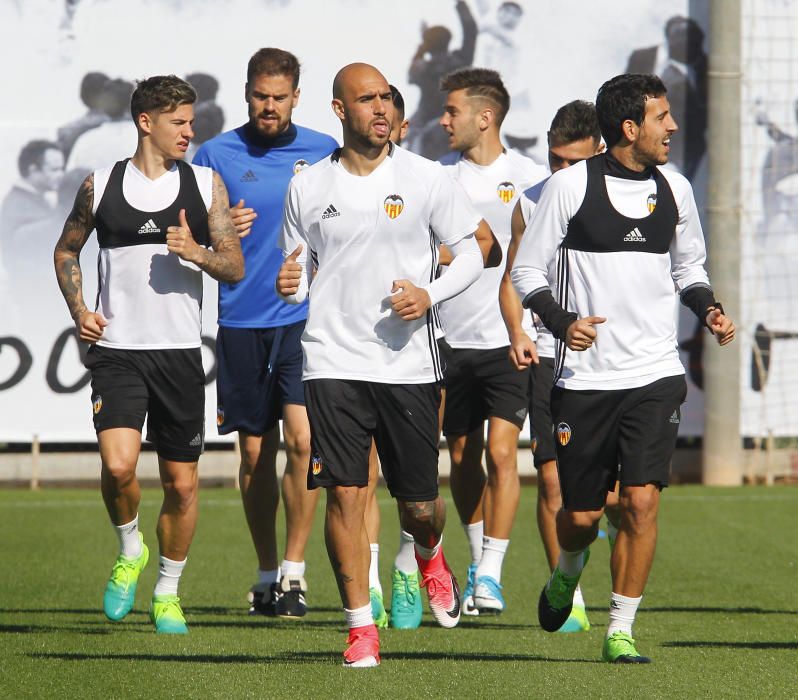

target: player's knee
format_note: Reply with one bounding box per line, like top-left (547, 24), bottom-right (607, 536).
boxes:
top-left (558, 507), bottom-right (602, 532)
top-left (486, 441), bottom-right (516, 473)
top-left (283, 426), bottom-right (311, 460)
top-left (621, 486), bottom-right (660, 525)
top-left (163, 470), bottom-right (198, 512)
top-left (102, 456), bottom-right (137, 485)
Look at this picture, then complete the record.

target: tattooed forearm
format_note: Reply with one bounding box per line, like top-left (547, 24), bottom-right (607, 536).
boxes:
top-left (399, 496), bottom-right (446, 546)
top-left (54, 175), bottom-right (95, 322)
top-left (201, 172), bottom-right (245, 283)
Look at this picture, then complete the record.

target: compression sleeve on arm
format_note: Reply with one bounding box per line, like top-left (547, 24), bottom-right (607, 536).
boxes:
top-left (523, 287), bottom-right (577, 342)
top-left (680, 282), bottom-right (716, 327)
top-left (423, 234), bottom-right (483, 306)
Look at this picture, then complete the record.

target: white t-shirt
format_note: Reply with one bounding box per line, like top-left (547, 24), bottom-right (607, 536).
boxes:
top-left (512, 159), bottom-right (709, 390)
top-left (439, 149), bottom-right (547, 349)
top-left (92, 160), bottom-right (214, 349)
top-left (279, 145), bottom-right (481, 384)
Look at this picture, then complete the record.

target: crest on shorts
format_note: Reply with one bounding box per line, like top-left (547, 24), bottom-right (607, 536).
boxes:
top-left (92, 395), bottom-right (102, 415)
top-left (311, 454), bottom-right (323, 476)
top-left (216, 406), bottom-right (225, 426)
top-left (293, 159), bottom-right (310, 175)
top-left (647, 193), bottom-right (657, 214)
top-left (384, 194), bottom-right (404, 219)
top-left (556, 422), bottom-right (572, 446)
top-left (497, 181), bottom-right (516, 204)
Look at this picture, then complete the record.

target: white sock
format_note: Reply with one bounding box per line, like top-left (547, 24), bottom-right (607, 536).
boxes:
top-left (573, 583), bottom-right (586, 608)
top-left (153, 555), bottom-right (186, 597)
top-left (369, 544), bottom-right (381, 593)
top-left (344, 603), bottom-right (373, 629)
top-left (557, 547), bottom-right (587, 577)
top-left (394, 530), bottom-right (418, 574)
top-left (607, 592), bottom-right (642, 637)
top-left (462, 520), bottom-right (484, 565)
top-left (414, 535), bottom-right (442, 561)
top-left (114, 515), bottom-right (142, 559)
top-left (281, 559), bottom-right (305, 579)
top-left (257, 568), bottom-right (280, 586)
top-left (475, 536), bottom-right (509, 583)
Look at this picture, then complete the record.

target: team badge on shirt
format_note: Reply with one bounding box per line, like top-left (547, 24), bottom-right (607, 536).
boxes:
top-left (92, 394), bottom-right (103, 415)
top-left (216, 406), bottom-right (225, 426)
top-left (384, 194), bottom-right (404, 219)
top-left (647, 193), bottom-right (657, 213)
top-left (556, 422), bottom-right (572, 446)
top-left (311, 454), bottom-right (323, 476)
top-left (293, 159), bottom-right (310, 175)
top-left (497, 181), bottom-right (516, 204)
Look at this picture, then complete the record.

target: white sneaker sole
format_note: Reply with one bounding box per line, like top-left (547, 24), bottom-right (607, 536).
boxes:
top-left (463, 595), bottom-right (480, 616)
top-left (343, 655), bottom-right (380, 668)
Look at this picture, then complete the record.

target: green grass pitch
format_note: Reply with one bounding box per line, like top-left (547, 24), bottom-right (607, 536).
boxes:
top-left (1, 485), bottom-right (796, 698)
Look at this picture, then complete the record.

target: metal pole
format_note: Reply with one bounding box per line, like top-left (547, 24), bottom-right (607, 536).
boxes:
top-left (703, 0), bottom-right (743, 484)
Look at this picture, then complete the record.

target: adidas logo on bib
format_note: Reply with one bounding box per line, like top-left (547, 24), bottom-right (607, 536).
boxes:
top-left (321, 204), bottom-right (340, 219)
top-left (623, 227), bottom-right (646, 243)
top-left (137, 219), bottom-right (161, 234)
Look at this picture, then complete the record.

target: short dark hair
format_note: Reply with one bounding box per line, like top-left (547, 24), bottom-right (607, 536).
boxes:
top-left (440, 67), bottom-right (510, 125)
top-left (80, 71), bottom-right (110, 109)
top-left (185, 72), bottom-right (219, 102)
top-left (500, 2), bottom-right (523, 13)
top-left (548, 100), bottom-right (601, 147)
top-left (390, 84), bottom-right (405, 121)
top-left (247, 48), bottom-right (301, 89)
top-left (130, 75), bottom-right (196, 122)
top-left (18, 140), bottom-right (61, 177)
top-left (595, 73), bottom-right (667, 149)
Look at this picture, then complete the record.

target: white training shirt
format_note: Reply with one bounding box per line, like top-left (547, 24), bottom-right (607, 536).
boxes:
top-left (439, 149), bottom-right (547, 349)
top-left (279, 145), bottom-right (481, 383)
top-left (518, 176), bottom-right (556, 359)
top-left (92, 160), bottom-right (214, 349)
top-left (512, 159), bottom-right (710, 390)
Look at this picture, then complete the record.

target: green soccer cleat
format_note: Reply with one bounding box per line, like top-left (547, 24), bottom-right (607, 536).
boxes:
top-left (103, 535), bottom-right (149, 621)
top-left (557, 602), bottom-right (591, 633)
top-left (370, 587), bottom-right (389, 629)
top-left (390, 567), bottom-right (422, 630)
top-left (150, 594), bottom-right (188, 634)
top-left (538, 548), bottom-right (589, 632)
top-left (602, 631), bottom-right (652, 664)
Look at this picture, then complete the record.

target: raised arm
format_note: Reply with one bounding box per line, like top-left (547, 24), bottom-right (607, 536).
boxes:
top-left (54, 174), bottom-right (107, 342)
top-left (166, 171), bottom-right (244, 283)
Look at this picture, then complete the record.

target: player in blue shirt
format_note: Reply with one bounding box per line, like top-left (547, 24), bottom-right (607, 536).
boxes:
top-left (193, 48), bottom-right (337, 618)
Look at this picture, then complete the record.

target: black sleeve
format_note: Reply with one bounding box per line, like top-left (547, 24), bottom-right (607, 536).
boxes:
top-left (680, 283), bottom-right (717, 328)
top-left (522, 288), bottom-right (577, 342)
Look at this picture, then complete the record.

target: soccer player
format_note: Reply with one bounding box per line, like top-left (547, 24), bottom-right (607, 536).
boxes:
top-left (512, 74), bottom-right (735, 663)
top-left (192, 49), bottom-right (338, 618)
top-left (437, 67), bottom-right (547, 615)
top-left (507, 99), bottom-right (609, 632)
top-left (53, 75), bottom-right (244, 634)
top-left (277, 62), bottom-right (485, 667)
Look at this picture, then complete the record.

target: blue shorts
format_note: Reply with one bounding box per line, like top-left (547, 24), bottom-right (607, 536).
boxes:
top-left (215, 321), bottom-right (305, 435)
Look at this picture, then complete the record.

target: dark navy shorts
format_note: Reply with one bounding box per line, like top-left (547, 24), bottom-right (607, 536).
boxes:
top-left (215, 321), bottom-right (305, 436)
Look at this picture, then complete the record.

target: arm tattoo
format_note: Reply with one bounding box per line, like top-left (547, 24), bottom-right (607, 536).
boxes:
top-left (53, 175), bottom-right (95, 322)
top-left (200, 172), bottom-right (245, 283)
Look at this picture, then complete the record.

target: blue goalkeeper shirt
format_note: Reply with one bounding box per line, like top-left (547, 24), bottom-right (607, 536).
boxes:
top-left (193, 123), bottom-right (338, 328)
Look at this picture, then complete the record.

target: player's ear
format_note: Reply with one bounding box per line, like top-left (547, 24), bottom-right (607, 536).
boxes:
top-left (137, 111), bottom-right (153, 135)
top-left (292, 87), bottom-right (301, 108)
top-left (621, 119), bottom-right (638, 144)
top-left (331, 98), bottom-right (345, 121)
top-left (244, 82), bottom-right (250, 103)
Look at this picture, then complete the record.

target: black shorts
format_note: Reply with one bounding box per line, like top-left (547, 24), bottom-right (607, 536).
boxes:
top-left (215, 321), bottom-right (305, 435)
top-left (437, 337), bottom-right (453, 388)
top-left (84, 345), bottom-right (205, 462)
top-left (529, 356), bottom-right (556, 467)
top-left (304, 379), bottom-right (441, 501)
top-left (551, 375), bottom-right (687, 511)
top-left (442, 346), bottom-right (529, 436)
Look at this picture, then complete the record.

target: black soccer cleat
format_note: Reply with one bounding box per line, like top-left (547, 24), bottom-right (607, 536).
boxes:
top-left (275, 575), bottom-right (307, 618)
top-left (247, 582), bottom-right (280, 617)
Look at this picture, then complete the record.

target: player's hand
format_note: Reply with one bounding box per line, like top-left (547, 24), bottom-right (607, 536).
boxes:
top-left (166, 209), bottom-right (203, 263)
top-left (391, 279), bottom-right (431, 321)
top-left (277, 245), bottom-right (303, 296)
top-left (508, 331), bottom-right (539, 370)
top-left (706, 307), bottom-right (735, 346)
top-left (566, 316), bottom-right (605, 351)
top-left (230, 199), bottom-right (256, 239)
top-left (76, 310), bottom-right (108, 343)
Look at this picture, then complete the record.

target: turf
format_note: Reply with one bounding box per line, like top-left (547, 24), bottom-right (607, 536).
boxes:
top-left (0, 485), bottom-right (796, 698)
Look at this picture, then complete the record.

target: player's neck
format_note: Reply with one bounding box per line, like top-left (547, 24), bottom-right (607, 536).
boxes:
top-left (608, 144), bottom-right (647, 173)
top-left (462, 134), bottom-right (504, 166)
top-left (130, 143), bottom-right (178, 180)
top-left (339, 141), bottom-right (390, 176)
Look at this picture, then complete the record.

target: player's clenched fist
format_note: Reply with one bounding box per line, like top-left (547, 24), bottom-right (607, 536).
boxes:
top-left (277, 244), bottom-right (303, 296)
top-left (391, 279), bottom-right (431, 321)
top-left (166, 208), bottom-right (203, 263)
top-left (706, 307), bottom-right (735, 346)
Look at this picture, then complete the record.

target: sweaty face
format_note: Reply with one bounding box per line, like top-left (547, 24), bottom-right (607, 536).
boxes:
top-left (246, 73), bottom-right (299, 139)
top-left (548, 136), bottom-right (601, 173)
top-left (632, 95), bottom-right (678, 168)
top-left (440, 89), bottom-right (482, 152)
top-left (149, 103), bottom-right (195, 160)
top-left (338, 71), bottom-right (393, 149)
